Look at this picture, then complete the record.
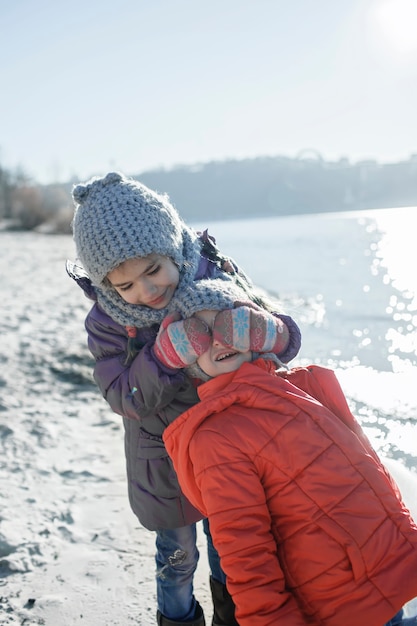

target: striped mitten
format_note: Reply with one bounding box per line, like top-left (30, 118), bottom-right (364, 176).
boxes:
top-left (213, 306), bottom-right (290, 356)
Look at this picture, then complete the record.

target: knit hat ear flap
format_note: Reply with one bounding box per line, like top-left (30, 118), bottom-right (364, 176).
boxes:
top-left (71, 171), bottom-right (198, 287)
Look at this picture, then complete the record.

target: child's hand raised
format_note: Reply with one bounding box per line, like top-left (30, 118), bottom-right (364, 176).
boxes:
top-left (213, 306), bottom-right (290, 356)
top-left (153, 314), bottom-right (212, 369)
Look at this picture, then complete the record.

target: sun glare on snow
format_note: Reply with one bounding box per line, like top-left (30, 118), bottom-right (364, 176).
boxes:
top-left (373, 0), bottom-right (417, 55)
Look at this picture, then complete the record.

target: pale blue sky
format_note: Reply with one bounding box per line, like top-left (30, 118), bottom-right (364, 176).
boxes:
top-left (2, 0), bottom-right (417, 183)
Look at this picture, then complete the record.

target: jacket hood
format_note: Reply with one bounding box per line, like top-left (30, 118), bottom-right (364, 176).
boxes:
top-left (163, 361), bottom-right (268, 512)
top-left (163, 360), bottom-right (370, 515)
top-left (66, 259), bottom-right (97, 301)
top-left (163, 360), bottom-right (285, 512)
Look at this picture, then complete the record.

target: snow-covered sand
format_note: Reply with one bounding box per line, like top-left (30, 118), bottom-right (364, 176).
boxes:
top-left (1, 229), bottom-right (416, 624)
top-left (0, 233), bottom-right (212, 625)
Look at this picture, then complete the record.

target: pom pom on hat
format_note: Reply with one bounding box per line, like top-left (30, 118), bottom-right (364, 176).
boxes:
top-left (71, 171), bottom-right (198, 287)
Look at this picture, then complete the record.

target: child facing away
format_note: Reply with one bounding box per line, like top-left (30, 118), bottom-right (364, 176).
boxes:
top-left (67, 171), bottom-right (302, 626)
top-left (162, 302), bottom-right (417, 626)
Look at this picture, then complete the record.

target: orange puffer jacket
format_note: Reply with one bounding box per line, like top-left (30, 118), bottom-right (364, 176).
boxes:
top-left (163, 360), bottom-right (417, 626)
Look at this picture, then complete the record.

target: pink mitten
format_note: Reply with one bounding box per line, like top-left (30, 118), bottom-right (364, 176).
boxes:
top-left (213, 306), bottom-right (290, 355)
top-left (153, 315), bottom-right (212, 369)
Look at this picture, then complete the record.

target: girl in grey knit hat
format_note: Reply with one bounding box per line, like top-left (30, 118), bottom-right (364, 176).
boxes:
top-left (68, 171), bottom-right (301, 626)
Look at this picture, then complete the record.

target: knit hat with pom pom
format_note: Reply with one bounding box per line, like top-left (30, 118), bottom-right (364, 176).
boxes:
top-left (71, 171), bottom-right (241, 328)
top-left (72, 171), bottom-right (199, 287)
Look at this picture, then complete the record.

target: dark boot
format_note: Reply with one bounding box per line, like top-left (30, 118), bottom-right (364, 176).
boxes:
top-left (157, 602), bottom-right (205, 626)
top-left (209, 576), bottom-right (239, 626)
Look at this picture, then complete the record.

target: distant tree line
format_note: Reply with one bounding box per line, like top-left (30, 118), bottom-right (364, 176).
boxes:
top-left (1, 154), bottom-right (417, 233)
top-left (138, 154), bottom-right (417, 222)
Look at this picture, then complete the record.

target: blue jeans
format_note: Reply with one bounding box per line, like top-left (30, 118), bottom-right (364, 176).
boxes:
top-left (155, 518), bottom-right (224, 621)
top-left (202, 517), bottom-right (226, 585)
top-left (385, 610), bottom-right (404, 626)
top-left (385, 609), bottom-right (417, 626)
